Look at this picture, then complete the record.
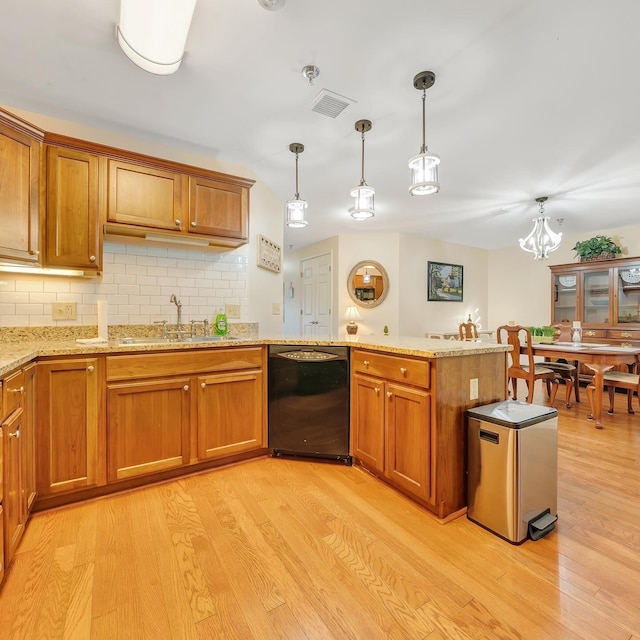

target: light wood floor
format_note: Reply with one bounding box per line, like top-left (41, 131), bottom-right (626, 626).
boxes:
top-left (1, 386), bottom-right (639, 640)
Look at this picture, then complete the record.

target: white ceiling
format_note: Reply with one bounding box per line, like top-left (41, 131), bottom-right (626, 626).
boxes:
top-left (2, 0), bottom-right (639, 253)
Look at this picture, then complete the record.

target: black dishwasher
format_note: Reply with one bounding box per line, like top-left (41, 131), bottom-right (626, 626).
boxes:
top-left (268, 345), bottom-right (350, 464)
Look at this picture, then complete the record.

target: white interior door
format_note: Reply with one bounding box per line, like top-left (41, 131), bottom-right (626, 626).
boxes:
top-left (301, 253), bottom-right (332, 337)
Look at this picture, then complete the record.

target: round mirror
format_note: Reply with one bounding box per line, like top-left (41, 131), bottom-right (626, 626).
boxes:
top-left (347, 260), bottom-right (389, 308)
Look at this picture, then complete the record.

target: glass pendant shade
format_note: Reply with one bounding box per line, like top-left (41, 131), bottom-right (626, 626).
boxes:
top-left (408, 151), bottom-right (440, 195)
top-left (519, 196), bottom-right (562, 260)
top-left (117, 0), bottom-right (198, 75)
top-left (350, 184), bottom-right (375, 221)
top-left (285, 198), bottom-right (308, 228)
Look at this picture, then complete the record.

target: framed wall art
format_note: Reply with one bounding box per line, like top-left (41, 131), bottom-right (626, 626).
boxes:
top-left (257, 234), bottom-right (282, 273)
top-left (427, 261), bottom-right (463, 302)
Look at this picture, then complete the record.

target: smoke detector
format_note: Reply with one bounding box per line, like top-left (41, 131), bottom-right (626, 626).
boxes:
top-left (257, 0), bottom-right (286, 10)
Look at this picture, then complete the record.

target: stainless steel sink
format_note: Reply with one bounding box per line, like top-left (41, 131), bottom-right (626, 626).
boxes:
top-left (118, 335), bottom-right (238, 345)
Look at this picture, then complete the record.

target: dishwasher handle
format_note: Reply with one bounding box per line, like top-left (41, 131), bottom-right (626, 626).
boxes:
top-left (479, 428), bottom-right (499, 445)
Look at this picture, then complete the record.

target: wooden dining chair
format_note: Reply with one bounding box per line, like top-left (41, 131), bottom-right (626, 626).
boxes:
top-left (458, 321), bottom-right (479, 341)
top-left (600, 367), bottom-right (640, 414)
top-left (542, 322), bottom-right (578, 407)
top-left (497, 324), bottom-right (559, 406)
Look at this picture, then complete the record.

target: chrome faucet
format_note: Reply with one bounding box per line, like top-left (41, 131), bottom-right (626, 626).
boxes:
top-left (169, 294), bottom-right (184, 337)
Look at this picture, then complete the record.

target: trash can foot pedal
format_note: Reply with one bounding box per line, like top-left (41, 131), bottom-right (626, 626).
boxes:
top-left (528, 509), bottom-right (557, 541)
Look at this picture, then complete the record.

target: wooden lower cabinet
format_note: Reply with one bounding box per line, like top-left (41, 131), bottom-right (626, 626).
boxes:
top-left (197, 369), bottom-right (264, 460)
top-left (2, 408), bottom-right (24, 568)
top-left (22, 363), bottom-right (37, 515)
top-left (352, 369), bottom-right (432, 503)
top-left (107, 377), bottom-right (191, 481)
top-left (37, 357), bottom-right (104, 497)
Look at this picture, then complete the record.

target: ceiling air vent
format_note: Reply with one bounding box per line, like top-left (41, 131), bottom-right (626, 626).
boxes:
top-left (307, 89), bottom-right (355, 118)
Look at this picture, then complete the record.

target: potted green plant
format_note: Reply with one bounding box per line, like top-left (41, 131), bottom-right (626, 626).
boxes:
top-left (539, 326), bottom-right (556, 343)
top-left (528, 326), bottom-right (542, 343)
top-left (572, 235), bottom-right (622, 262)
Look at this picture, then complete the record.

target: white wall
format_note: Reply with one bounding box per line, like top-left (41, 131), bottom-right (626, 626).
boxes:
top-left (0, 106), bottom-right (284, 333)
top-left (488, 223), bottom-right (640, 330)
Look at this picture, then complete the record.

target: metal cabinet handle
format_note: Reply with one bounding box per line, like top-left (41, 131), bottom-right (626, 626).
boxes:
top-left (622, 342), bottom-right (632, 348)
top-left (175, 219), bottom-right (181, 226)
top-left (363, 360), bottom-right (370, 367)
top-left (585, 330), bottom-right (596, 337)
top-left (8, 386), bottom-right (24, 394)
top-left (87, 365), bottom-right (94, 373)
top-left (200, 382), bottom-right (206, 389)
top-left (29, 249), bottom-right (40, 256)
top-left (374, 387), bottom-right (380, 394)
top-left (400, 367), bottom-right (407, 375)
top-left (386, 391), bottom-right (393, 398)
top-left (183, 385), bottom-right (189, 391)
top-left (89, 255), bottom-right (96, 262)
top-left (191, 221), bottom-right (197, 227)
top-left (621, 332), bottom-right (633, 338)
top-left (8, 429), bottom-right (20, 438)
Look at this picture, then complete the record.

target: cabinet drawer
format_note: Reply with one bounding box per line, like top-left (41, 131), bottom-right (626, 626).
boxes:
top-left (107, 347), bottom-right (264, 381)
top-left (582, 328), bottom-right (608, 340)
top-left (1, 370), bottom-right (24, 422)
top-left (607, 329), bottom-right (640, 341)
top-left (351, 349), bottom-right (430, 388)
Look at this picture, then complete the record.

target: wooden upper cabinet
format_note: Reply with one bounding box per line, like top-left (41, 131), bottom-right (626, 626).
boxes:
top-left (188, 176), bottom-right (248, 240)
top-left (46, 146), bottom-right (103, 271)
top-left (0, 119), bottom-right (41, 265)
top-left (107, 159), bottom-right (183, 231)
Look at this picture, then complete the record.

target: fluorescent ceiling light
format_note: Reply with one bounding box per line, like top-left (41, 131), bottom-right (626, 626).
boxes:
top-left (145, 233), bottom-right (210, 246)
top-left (117, 0), bottom-right (198, 75)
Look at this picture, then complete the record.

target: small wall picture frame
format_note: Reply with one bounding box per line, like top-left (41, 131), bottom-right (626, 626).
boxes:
top-left (257, 235), bottom-right (282, 273)
top-left (427, 261), bottom-right (464, 301)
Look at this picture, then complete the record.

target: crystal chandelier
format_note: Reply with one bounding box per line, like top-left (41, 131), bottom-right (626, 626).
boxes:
top-left (519, 196), bottom-right (562, 260)
top-left (350, 120), bottom-right (375, 221)
top-left (285, 143), bottom-right (308, 228)
top-left (408, 71), bottom-right (440, 195)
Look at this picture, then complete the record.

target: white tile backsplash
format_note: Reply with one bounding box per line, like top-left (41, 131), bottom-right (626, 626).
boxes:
top-left (0, 241), bottom-right (249, 327)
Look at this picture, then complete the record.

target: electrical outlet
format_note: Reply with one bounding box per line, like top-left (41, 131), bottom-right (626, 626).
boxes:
top-left (470, 378), bottom-right (479, 400)
top-left (52, 301), bottom-right (77, 320)
top-left (272, 302), bottom-right (281, 315)
top-left (225, 304), bottom-right (240, 319)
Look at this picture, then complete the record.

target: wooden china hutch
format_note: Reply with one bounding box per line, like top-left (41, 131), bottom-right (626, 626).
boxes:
top-left (550, 255), bottom-right (640, 346)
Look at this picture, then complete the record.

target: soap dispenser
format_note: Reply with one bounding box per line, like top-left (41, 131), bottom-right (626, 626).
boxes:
top-left (214, 307), bottom-right (228, 336)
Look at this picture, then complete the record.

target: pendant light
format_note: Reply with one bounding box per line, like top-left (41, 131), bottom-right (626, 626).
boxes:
top-left (408, 71), bottom-right (440, 195)
top-left (350, 119), bottom-right (375, 220)
top-left (519, 196), bottom-right (562, 260)
top-left (285, 143), bottom-right (308, 228)
top-left (117, 0), bottom-right (197, 75)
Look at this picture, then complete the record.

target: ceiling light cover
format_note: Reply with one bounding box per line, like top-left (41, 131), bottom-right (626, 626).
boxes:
top-left (409, 71), bottom-right (440, 196)
top-left (286, 143), bottom-right (308, 228)
top-left (117, 0), bottom-right (197, 75)
top-left (350, 120), bottom-right (375, 221)
top-left (519, 197), bottom-right (562, 260)
top-left (257, 0), bottom-right (286, 10)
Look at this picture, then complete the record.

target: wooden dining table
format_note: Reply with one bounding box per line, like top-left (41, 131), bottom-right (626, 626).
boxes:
top-left (525, 342), bottom-right (640, 429)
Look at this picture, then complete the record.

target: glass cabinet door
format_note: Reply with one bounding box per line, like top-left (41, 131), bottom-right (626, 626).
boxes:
top-left (553, 272), bottom-right (577, 323)
top-left (616, 266), bottom-right (640, 324)
top-left (583, 270), bottom-right (610, 324)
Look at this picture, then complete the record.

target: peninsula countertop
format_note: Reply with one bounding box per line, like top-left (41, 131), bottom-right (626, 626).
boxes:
top-left (0, 334), bottom-right (510, 378)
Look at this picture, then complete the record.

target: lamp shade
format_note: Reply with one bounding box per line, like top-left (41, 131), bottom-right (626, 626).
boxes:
top-left (349, 184), bottom-right (375, 221)
top-left (345, 306), bottom-right (361, 321)
top-left (117, 0), bottom-right (198, 75)
top-left (285, 198), bottom-right (308, 228)
top-left (408, 151), bottom-right (440, 195)
top-left (519, 217), bottom-right (562, 260)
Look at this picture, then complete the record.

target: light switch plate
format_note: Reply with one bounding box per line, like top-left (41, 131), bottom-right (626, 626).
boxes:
top-left (52, 301), bottom-right (77, 320)
top-left (272, 302), bottom-right (281, 315)
top-left (470, 378), bottom-right (479, 400)
top-left (225, 304), bottom-right (240, 319)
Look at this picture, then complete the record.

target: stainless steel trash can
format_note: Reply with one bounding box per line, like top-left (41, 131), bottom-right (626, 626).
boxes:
top-left (467, 400), bottom-right (558, 544)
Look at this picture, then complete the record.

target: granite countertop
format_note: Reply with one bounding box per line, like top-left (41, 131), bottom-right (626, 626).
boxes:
top-left (0, 333), bottom-right (509, 378)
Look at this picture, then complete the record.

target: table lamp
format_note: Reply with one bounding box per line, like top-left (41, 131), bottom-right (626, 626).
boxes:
top-left (345, 306), bottom-right (361, 335)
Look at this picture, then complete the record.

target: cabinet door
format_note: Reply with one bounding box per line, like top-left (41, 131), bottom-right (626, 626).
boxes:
top-left (583, 269), bottom-right (611, 325)
top-left (552, 272), bottom-right (577, 324)
top-left (350, 373), bottom-right (385, 474)
top-left (107, 378), bottom-right (191, 481)
top-left (615, 264), bottom-right (640, 325)
top-left (0, 122), bottom-right (40, 264)
top-left (37, 359), bottom-right (102, 495)
top-left (385, 383), bottom-right (431, 501)
top-left (22, 363), bottom-right (37, 515)
top-left (188, 176), bottom-right (248, 240)
top-left (197, 370), bottom-right (264, 459)
top-left (108, 159), bottom-right (182, 230)
top-left (3, 409), bottom-right (24, 567)
top-left (46, 146), bottom-right (102, 270)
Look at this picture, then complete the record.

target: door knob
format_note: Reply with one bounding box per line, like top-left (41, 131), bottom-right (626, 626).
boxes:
top-left (183, 385), bottom-right (189, 391)
top-left (200, 382), bottom-right (206, 389)
top-left (191, 221), bottom-right (197, 227)
top-left (87, 365), bottom-right (94, 373)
